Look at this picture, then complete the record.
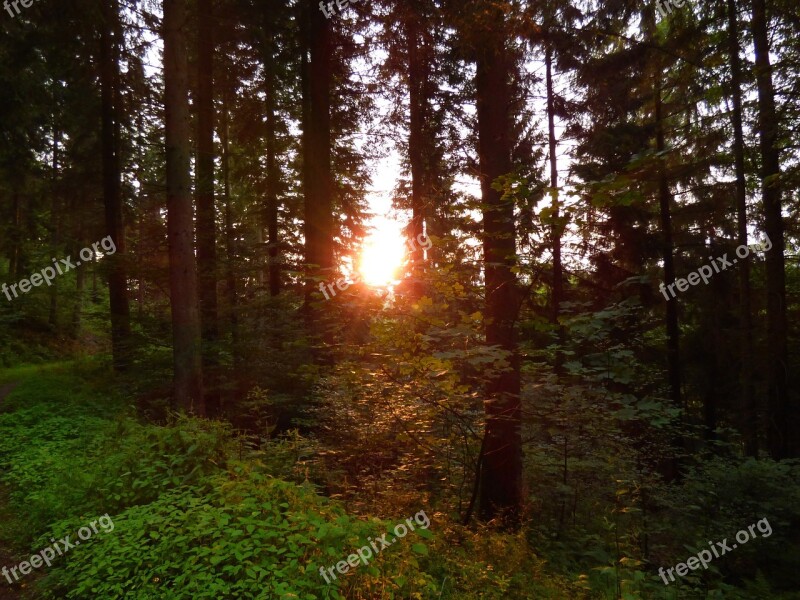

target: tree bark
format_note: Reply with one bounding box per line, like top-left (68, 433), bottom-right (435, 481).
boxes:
top-left (264, 55), bottom-right (281, 297)
top-left (407, 10), bottom-right (426, 268)
top-left (546, 46), bottom-right (565, 372)
top-left (164, 0), bottom-right (205, 415)
top-left (654, 65), bottom-right (683, 480)
top-left (474, 24), bottom-right (523, 526)
top-left (196, 0), bottom-right (220, 416)
top-left (727, 0), bottom-right (757, 456)
top-left (301, 0), bottom-right (334, 359)
top-left (100, 0), bottom-right (131, 371)
top-left (751, 0), bottom-right (791, 458)
top-left (49, 115), bottom-right (60, 328)
top-left (72, 240), bottom-right (85, 337)
top-left (302, 0), bottom-right (334, 289)
top-left (221, 87), bottom-right (242, 398)
top-left (8, 192), bottom-right (19, 280)
top-left (654, 73), bottom-right (681, 411)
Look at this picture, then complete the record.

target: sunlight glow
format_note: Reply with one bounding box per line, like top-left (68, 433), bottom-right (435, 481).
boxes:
top-left (358, 220), bottom-right (406, 287)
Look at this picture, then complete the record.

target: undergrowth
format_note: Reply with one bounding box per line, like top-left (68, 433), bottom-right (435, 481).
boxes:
top-left (0, 360), bottom-right (582, 599)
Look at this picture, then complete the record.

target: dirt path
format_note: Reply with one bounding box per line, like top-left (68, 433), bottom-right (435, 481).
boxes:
top-left (0, 384), bottom-right (25, 599)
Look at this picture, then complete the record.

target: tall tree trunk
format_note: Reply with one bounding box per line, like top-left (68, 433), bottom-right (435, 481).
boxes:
top-left (261, 24), bottom-right (281, 298)
top-left (266, 83), bottom-right (280, 298)
top-left (654, 74), bottom-right (681, 410)
top-left (302, 0), bottom-right (334, 287)
top-left (751, 0), bottom-right (791, 458)
top-left (8, 191), bottom-right (19, 280)
top-left (545, 46), bottom-right (565, 372)
top-left (49, 117), bottom-right (60, 328)
top-left (92, 254), bottom-right (99, 303)
top-left (221, 88), bottom-right (241, 395)
top-left (72, 240), bottom-right (85, 337)
top-left (301, 0), bottom-right (334, 355)
top-left (164, 0), bottom-right (205, 415)
top-left (474, 19), bottom-right (523, 526)
top-left (727, 0), bottom-right (757, 456)
top-left (407, 11), bottom-right (426, 268)
top-left (654, 66), bottom-right (683, 480)
top-left (196, 0), bottom-right (220, 416)
top-left (100, 0), bottom-right (131, 371)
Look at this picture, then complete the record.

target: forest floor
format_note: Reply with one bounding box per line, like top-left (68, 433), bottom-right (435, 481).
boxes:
top-left (0, 382), bottom-right (28, 600)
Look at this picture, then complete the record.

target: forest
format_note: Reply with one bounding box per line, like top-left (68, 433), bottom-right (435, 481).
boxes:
top-left (0, 0), bottom-right (798, 598)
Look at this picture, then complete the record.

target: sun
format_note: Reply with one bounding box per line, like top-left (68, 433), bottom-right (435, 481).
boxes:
top-left (358, 221), bottom-right (406, 287)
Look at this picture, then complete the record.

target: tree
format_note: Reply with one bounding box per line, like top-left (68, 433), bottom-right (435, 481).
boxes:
top-left (300, 0), bottom-right (334, 331)
top-left (196, 0), bottom-right (220, 415)
top-left (726, 0), bottom-right (757, 455)
top-left (471, 2), bottom-right (523, 525)
top-left (750, 0), bottom-right (792, 458)
top-left (100, 0), bottom-right (132, 371)
top-left (164, 0), bottom-right (205, 414)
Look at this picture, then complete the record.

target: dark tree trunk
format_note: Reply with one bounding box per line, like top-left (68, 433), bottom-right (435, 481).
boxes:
top-left (49, 118), bottom-right (60, 328)
top-left (164, 0), bottom-right (205, 415)
top-left (474, 22), bottom-right (523, 526)
top-left (654, 74), bottom-right (681, 411)
top-left (265, 63), bottom-right (281, 297)
top-left (8, 192), bottom-right (19, 280)
top-left (221, 87), bottom-right (241, 396)
top-left (751, 0), bottom-right (792, 458)
top-left (72, 240), bottom-right (85, 337)
top-left (100, 0), bottom-right (131, 371)
top-left (407, 12), bottom-right (426, 268)
top-left (48, 195), bottom-right (58, 327)
top-left (654, 67), bottom-right (683, 480)
top-left (196, 0), bottom-right (220, 416)
top-left (92, 254), bottom-right (99, 304)
top-left (302, 0), bottom-right (334, 290)
top-left (727, 0), bottom-right (757, 456)
top-left (301, 0), bottom-right (334, 358)
top-left (545, 46), bottom-right (565, 372)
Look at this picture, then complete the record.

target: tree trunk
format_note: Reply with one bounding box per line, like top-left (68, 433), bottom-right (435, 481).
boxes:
top-left (221, 86), bottom-right (241, 396)
top-left (164, 0), bottom-right (205, 415)
top-left (100, 0), bottom-right (131, 371)
top-left (727, 0), bottom-right (757, 456)
top-left (407, 12), bottom-right (426, 268)
top-left (546, 46), bottom-right (565, 372)
top-left (654, 66), bottom-right (682, 480)
top-left (49, 117), bottom-right (60, 328)
top-left (261, 27), bottom-right (281, 297)
top-left (301, 0), bottom-right (334, 358)
top-left (72, 240), bottom-right (85, 337)
top-left (751, 0), bottom-right (791, 458)
top-left (196, 0), bottom-right (220, 416)
top-left (654, 73), bottom-right (681, 410)
top-left (302, 0), bottom-right (334, 290)
top-left (474, 22), bottom-right (523, 526)
top-left (8, 192), bottom-right (19, 280)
